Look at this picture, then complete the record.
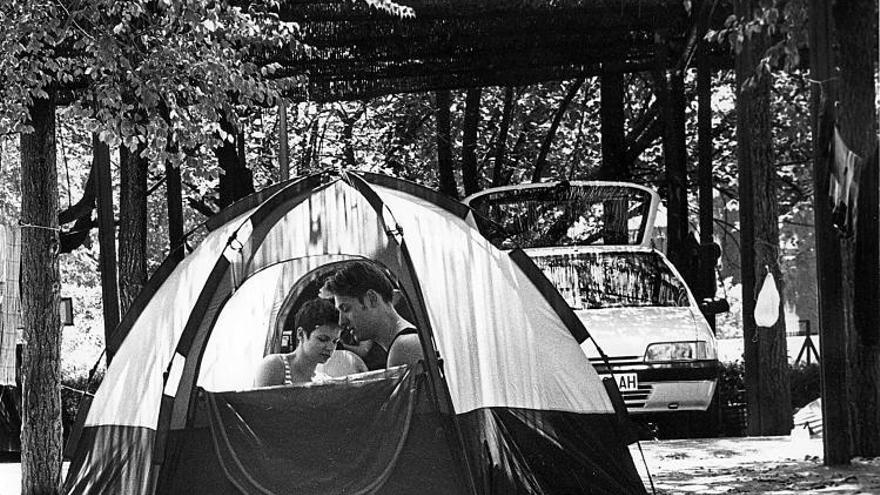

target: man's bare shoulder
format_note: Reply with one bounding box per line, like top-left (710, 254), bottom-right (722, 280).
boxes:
top-left (387, 333), bottom-right (423, 368)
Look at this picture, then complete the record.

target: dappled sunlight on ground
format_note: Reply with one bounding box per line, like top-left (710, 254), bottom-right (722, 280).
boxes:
top-left (632, 436), bottom-right (880, 494)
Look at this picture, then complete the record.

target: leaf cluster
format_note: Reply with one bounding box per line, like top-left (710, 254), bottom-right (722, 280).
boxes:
top-left (706, 0), bottom-right (808, 77)
top-left (0, 0), bottom-right (302, 165)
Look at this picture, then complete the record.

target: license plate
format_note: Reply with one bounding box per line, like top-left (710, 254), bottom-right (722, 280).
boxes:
top-left (610, 373), bottom-right (639, 391)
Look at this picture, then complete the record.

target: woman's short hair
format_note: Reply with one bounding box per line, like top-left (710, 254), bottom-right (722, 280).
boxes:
top-left (294, 298), bottom-right (339, 337)
top-left (321, 260), bottom-right (394, 303)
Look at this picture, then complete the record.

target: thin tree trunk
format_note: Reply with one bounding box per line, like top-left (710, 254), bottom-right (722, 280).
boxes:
top-left (697, 48), bottom-right (717, 330)
top-left (461, 88), bottom-right (482, 196)
top-left (600, 72), bottom-right (628, 180)
top-left (165, 155), bottom-right (185, 264)
top-left (600, 72), bottom-right (629, 244)
top-left (340, 107), bottom-right (363, 169)
top-left (835, 0), bottom-right (880, 457)
top-left (735, 0), bottom-right (791, 436)
top-left (118, 143), bottom-right (148, 315)
top-left (532, 78), bottom-right (584, 182)
top-left (302, 119), bottom-right (319, 174)
top-left (93, 136), bottom-right (120, 361)
top-left (492, 87), bottom-right (515, 187)
top-left (664, 68), bottom-right (689, 270)
top-left (278, 101), bottom-right (289, 181)
top-left (20, 94), bottom-right (63, 495)
top-left (434, 90), bottom-right (458, 198)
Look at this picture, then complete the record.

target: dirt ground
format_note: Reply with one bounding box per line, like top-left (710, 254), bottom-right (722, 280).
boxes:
top-left (0, 436), bottom-right (878, 494)
top-left (633, 436), bottom-right (880, 494)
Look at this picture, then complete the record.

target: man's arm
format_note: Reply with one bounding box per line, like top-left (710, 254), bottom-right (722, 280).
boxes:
top-left (387, 334), bottom-right (424, 368)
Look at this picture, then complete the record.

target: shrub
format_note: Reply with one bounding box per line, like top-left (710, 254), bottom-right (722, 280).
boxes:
top-left (790, 363), bottom-right (820, 409)
top-left (718, 361), bottom-right (822, 436)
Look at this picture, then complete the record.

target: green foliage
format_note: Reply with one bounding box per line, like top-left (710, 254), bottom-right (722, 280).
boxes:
top-left (706, 0), bottom-right (808, 76)
top-left (0, 0), bottom-right (300, 163)
top-left (718, 360), bottom-right (820, 410)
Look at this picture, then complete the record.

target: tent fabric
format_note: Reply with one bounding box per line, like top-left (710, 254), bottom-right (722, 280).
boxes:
top-left (85, 210), bottom-right (255, 428)
top-left (459, 407), bottom-right (646, 494)
top-left (374, 185), bottom-right (615, 415)
top-left (62, 425), bottom-right (155, 495)
top-left (64, 172), bottom-right (646, 495)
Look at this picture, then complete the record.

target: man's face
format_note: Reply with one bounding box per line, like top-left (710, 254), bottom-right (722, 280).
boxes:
top-left (333, 293), bottom-right (380, 341)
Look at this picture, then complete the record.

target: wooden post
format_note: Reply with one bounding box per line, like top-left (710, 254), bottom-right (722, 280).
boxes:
top-left (697, 48), bottom-right (716, 330)
top-left (93, 135), bottom-right (120, 362)
top-left (809, 0), bottom-right (851, 465)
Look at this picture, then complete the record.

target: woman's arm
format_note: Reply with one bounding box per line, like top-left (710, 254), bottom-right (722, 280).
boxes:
top-left (254, 354), bottom-right (284, 387)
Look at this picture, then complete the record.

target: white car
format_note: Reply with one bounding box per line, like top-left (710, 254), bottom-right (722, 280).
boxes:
top-left (465, 181), bottom-right (725, 417)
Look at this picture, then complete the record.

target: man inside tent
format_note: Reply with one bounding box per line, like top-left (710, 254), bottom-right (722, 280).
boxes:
top-left (321, 261), bottom-right (423, 368)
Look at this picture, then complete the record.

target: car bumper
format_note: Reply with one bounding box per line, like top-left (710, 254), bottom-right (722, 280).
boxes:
top-left (595, 359), bottom-right (719, 413)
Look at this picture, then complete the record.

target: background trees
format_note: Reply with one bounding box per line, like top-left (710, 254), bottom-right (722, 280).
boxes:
top-left (0, 0), bottom-right (876, 490)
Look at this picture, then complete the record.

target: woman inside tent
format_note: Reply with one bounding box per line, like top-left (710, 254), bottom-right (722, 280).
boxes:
top-left (254, 298), bottom-right (347, 386)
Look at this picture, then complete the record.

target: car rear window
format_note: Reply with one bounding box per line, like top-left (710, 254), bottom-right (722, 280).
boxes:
top-left (530, 251), bottom-right (689, 309)
top-left (467, 184), bottom-right (653, 249)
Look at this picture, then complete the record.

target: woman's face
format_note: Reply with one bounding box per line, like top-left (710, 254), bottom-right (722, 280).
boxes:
top-left (299, 324), bottom-right (341, 363)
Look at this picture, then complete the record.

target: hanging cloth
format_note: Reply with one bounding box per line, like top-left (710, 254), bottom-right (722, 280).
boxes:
top-left (754, 269), bottom-right (780, 328)
top-left (0, 224), bottom-right (21, 386)
top-left (829, 128), bottom-right (864, 236)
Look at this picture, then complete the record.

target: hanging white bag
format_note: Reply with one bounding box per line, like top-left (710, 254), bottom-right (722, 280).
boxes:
top-left (754, 270), bottom-right (780, 327)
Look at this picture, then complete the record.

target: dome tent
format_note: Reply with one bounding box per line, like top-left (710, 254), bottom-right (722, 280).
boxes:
top-left (62, 171), bottom-right (647, 494)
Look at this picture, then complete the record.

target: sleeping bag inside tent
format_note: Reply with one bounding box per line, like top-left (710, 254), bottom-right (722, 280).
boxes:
top-left (62, 171), bottom-right (647, 494)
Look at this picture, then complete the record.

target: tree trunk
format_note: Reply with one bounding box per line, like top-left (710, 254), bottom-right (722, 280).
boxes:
top-left (165, 156), bottom-right (185, 264)
top-left (20, 94), bottom-right (63, 494)
top-left (835, 0), bottom-right (880, 457)
top-left (663, 69), bottom-right (689, 271)
top-left (434, 90), bottom-right (458, 198)
top-left (600, 72), bottom-right (628, 180)
top-left (532, 78), bottom-right (584, 182)
top-left (599, 72), bottom-right (630, 244)
top-left (697, 48), bottom-right (717, 330)
top-left (216, 117), bottom-right (254, 209)
top-left (93, 136), bottom-right (120, 360)
top-left (278, 101), bottom-right (290, 181)
top-left (341, 110), bottom-right (358, 169)
top-left (808, 0), bottom-right (851, 465)
top-left (735, 0), bottom-right (791, 436)
top-left (492, 87), bottom-right (515, 187)
top-left (118, 144), bottom-right (148, 316)
top-left (461, 88), bottom-right (482, 196)
top-left (302, 119), bottom-right (319, 174)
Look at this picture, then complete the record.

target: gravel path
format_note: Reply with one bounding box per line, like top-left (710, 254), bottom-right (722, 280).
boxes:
top-left (633, 436), bottom-right (880, 494)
